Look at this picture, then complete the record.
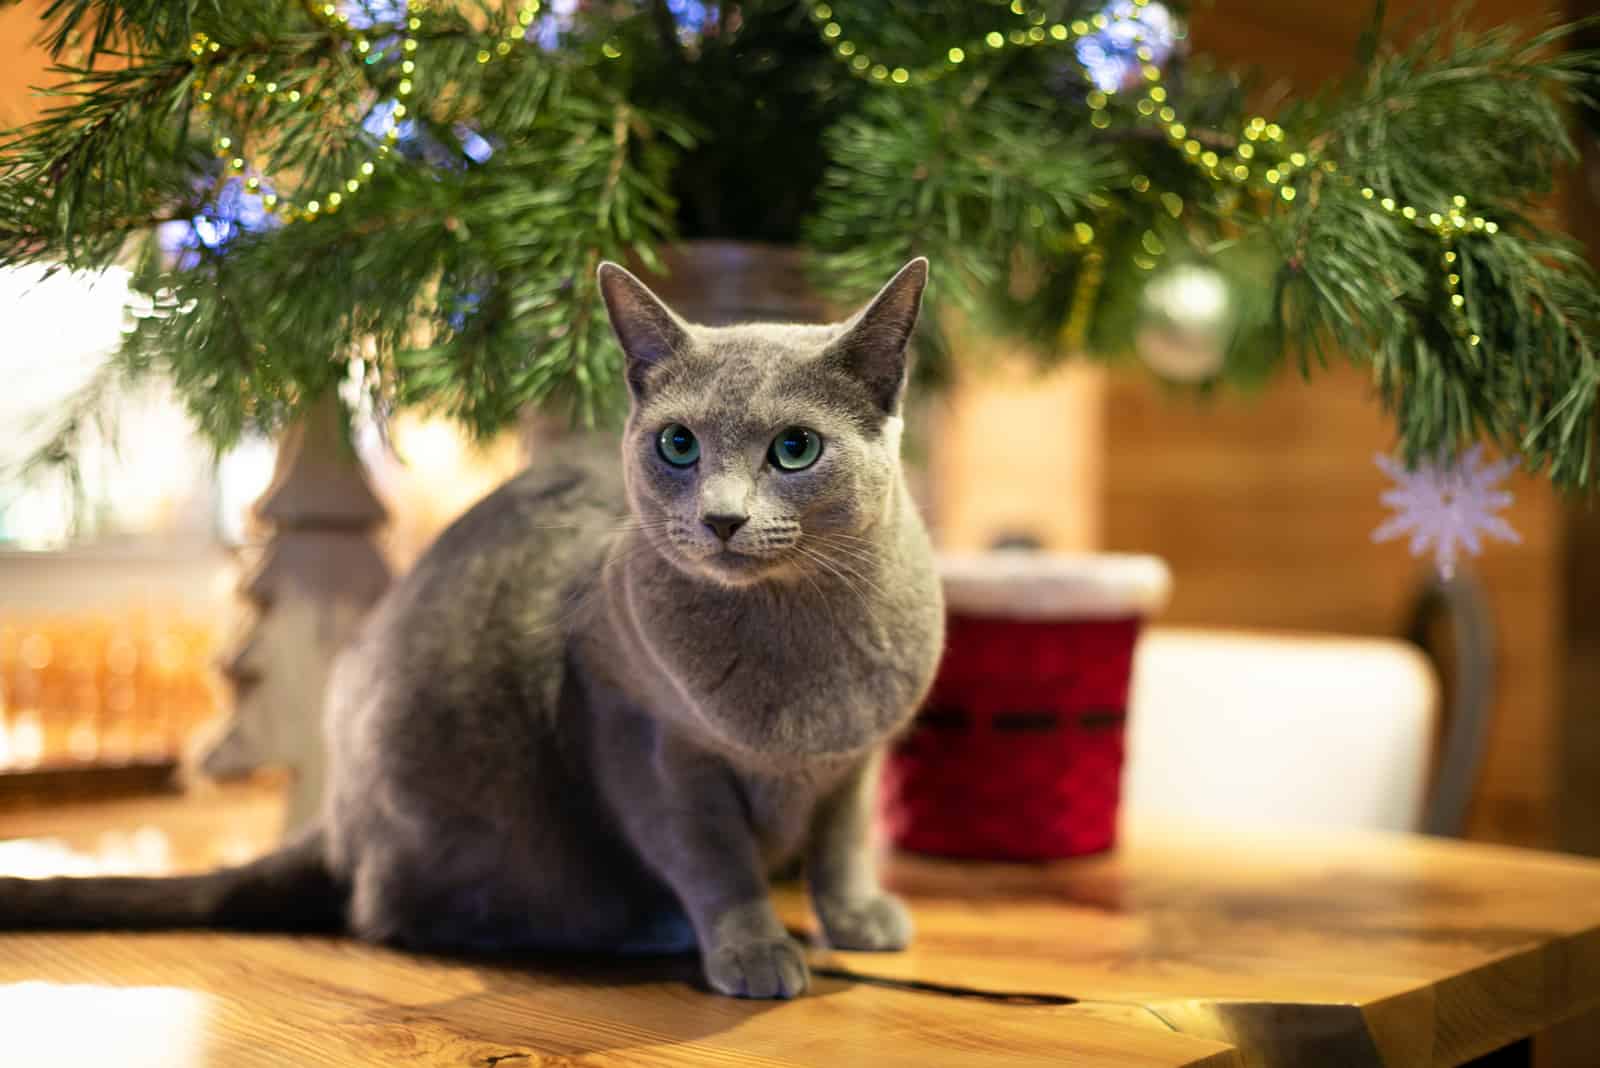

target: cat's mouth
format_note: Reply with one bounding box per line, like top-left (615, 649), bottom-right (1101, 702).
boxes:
top-left (708, 546), bottom-right (770, 572)
top-left (690, 545), bottom-right (788, 586)
top-left (657, 527), bottom-right (795, 585)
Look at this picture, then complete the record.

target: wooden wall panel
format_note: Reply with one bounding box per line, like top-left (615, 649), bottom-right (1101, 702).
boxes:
top-left (1101, 1), bottom-right (1568, 849)
top-left (927, 350), bottom-right (1106, 553)
top-left (0, 1), bottom-right (56, 126)
top-left (1103, 364), bottom-right (1562, 847)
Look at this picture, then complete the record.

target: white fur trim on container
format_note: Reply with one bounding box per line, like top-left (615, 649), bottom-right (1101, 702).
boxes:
top-left (938, 552), bottom-right (1172, 620)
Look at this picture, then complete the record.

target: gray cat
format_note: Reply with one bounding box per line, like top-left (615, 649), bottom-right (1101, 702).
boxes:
top-left (0, 257), bottom-right (945, 999)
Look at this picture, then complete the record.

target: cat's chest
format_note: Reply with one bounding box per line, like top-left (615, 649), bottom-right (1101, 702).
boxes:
top-left (675, 583), bottom-right (913, 707)
top-left (739, 769), bottom-right (841, 868)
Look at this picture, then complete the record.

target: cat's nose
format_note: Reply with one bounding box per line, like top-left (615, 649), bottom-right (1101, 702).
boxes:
top-left (702, 514), bottom-right (747, 543)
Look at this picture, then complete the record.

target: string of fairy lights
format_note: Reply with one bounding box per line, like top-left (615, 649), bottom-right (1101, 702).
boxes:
top-left (188, 0), bottom-right (547, 223)
top-left (809, 0), bottom-right (1494, 348)
top-left (184, 0), bottom-right (1494, 347)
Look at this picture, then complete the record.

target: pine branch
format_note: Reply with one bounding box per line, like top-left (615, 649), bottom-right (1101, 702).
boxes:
top-left (3, 0), bottom-right (1599, 493)
top-left (0, 57), bottom-right (201, 265)
top-left (36, 0), bottom-right (205, 61)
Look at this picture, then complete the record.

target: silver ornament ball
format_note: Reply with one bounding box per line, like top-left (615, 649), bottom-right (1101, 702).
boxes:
top-left (1136, 262), bottom-right (1233, 383)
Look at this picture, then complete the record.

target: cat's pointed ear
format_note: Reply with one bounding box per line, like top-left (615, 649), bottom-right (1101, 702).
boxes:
top-left (597, 262), bottom-right (690, 400)
top-left (825, 257), bottom-right (929, 415)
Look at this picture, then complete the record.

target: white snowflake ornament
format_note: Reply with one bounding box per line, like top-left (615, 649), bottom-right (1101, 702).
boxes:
top-left (1373, 445), bottom-right (1520, 579)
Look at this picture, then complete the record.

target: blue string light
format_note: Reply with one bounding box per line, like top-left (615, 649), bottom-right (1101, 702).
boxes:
top-left (338, 0), bottom-right (407, 31)
top-left (531, 0), bottom-right (581, 52)
top-left (1075, 1), bottom-right (1176, 92)
top-left (157, 177), bottom-right (279, 267)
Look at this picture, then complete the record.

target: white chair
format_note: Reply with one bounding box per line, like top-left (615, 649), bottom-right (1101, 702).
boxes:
top-left (1123, 626), bottom-right (1440, 833)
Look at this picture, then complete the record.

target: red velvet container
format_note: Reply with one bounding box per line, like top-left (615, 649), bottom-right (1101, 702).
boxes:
top-left (883, 553), bottom-right (1171, 860)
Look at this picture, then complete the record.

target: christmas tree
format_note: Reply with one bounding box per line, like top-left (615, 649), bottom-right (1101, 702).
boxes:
top-left (2, 0), bottom-right (1597, 489)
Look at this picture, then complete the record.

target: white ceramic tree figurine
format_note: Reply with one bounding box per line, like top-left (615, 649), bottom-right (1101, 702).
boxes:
top-left (200, 395), bottom-right (391, 832)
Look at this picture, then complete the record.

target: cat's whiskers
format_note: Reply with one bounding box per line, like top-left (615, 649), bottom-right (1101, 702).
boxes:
top-left (802, 536), bottom-right (891, 603)
top-left (515, 534), bottom-right (662, 641)
top-left (506, 516), bottom-right (672, 542)
top-left (611, 516), bottom-right (675, 535)
top-left (810, 536), bottom-right (896, 582)
top-left (484, 516), bottom-right (675, 643)
top-left (809, 536), bottom-right (883, 572)
top-left (809, 548), bottom-right (880, 590)
top-left (811, 530), bottom-right (878, 546)
top-left (791, 542), bottom-right (875, 616)
top-left (792, 561), bottom-right (840, 634)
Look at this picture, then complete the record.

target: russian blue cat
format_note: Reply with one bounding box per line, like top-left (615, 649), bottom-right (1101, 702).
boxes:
top-left (0, 258), bottom-right (944, 1000)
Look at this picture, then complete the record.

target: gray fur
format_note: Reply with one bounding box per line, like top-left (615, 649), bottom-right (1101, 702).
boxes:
top-left (321, 257), bottom-right (944, 997)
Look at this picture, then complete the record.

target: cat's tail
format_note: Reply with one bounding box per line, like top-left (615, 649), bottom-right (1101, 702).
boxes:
top-left (0, 826), bottom-right (348, 933)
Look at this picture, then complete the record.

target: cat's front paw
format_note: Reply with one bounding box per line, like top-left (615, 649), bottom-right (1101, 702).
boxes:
top-left (704, 934), bottom-right (810, 999)
top-left (815, 892), bottom-right (913, 951)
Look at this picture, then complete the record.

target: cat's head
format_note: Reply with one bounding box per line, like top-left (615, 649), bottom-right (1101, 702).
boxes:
top-left (598, 258), bottom-right (928, 587)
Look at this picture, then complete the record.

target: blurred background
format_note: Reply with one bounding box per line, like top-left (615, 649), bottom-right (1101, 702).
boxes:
top-left (0, 0), bottom-right (1595, 861)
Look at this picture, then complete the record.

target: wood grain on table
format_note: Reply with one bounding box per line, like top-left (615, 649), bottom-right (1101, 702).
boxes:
top-left (0, 935), bottom-right (1237, 1068)
top-left (0, 789), bottom-right (1230, 1068)
top-left (787, 826), bottom-right (1600, 1067)
top-left (5, 788), bottom-right (1600, 1067)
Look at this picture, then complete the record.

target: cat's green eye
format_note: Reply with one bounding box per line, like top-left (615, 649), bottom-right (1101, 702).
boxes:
top-left (769, 427), bottom-right (823, 471)
top-left (657, 423), bottom-right (700, 467)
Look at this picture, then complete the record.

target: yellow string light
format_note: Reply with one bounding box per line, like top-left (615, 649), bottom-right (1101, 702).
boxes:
top-left (818, 0), bottom-right (1494, 345)
top-left (190, 1), bottom-right (547, 225)
top-left (190, 12), bottom-right (417, 222)
top-left (191, 0), bottom-right (1496, 337)
top-left (808, 0), bottom-right (1153, 88)
top-left (1063, 245), bottom-right (1104, 350)
top-left (1129, 38), bottom-right (1489, 336)
top-left (1363, 192), bottom-right (1489, 340)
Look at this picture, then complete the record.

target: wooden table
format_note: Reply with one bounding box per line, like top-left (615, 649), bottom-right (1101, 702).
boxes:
top-left (3, 788), bottom-right (1599, 1067)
